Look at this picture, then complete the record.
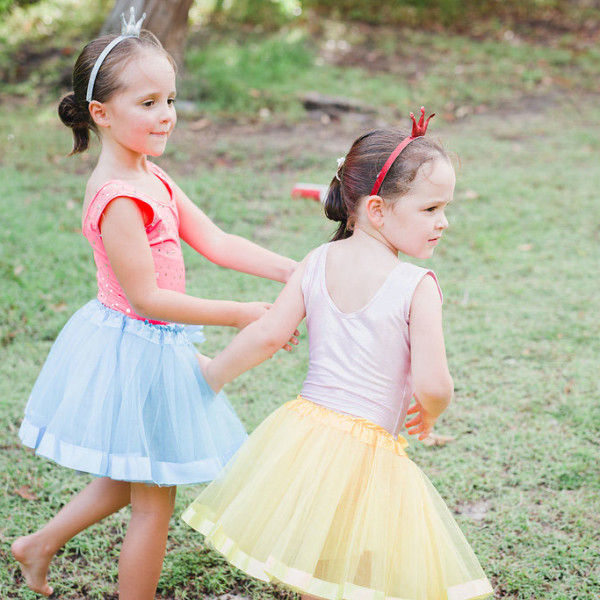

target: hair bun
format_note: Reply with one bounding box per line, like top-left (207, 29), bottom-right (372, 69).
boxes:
top-left (58, 91), bottom-right (92, 154)
top-left (58, 91), bottom-right (88, 129)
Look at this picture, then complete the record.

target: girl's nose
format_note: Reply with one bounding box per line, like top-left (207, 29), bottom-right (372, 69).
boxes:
top-left (437, 213), bottom-right (449, 230)
top-left (161, 102), bottom-right (175, 122)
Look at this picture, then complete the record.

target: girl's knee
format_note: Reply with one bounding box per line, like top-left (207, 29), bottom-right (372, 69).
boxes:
top-left (130, 484), bottom-right (176, 520)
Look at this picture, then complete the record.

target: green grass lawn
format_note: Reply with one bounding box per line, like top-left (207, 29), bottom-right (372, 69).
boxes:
top-left (1, 13), bottom-right (599, 600)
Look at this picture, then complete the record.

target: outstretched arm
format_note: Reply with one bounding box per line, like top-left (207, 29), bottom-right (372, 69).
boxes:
top-left (175, 183), bottom-right (298, 283)
top-left (101, 197), bottom-right (270, 327)
top-left (203, 256), bottom-right (309, 393)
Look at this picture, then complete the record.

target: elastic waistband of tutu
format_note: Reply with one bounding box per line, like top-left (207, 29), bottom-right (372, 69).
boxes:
top-left (80, 300), bottom-right (205, 345)
top-left (288, 396), bottom-right (408, 456)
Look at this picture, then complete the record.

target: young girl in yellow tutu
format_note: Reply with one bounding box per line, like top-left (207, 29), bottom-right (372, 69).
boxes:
top-left (183, 108), bottom-right (494, 600)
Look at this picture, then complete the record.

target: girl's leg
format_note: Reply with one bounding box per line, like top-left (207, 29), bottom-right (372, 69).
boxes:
top-left (11, 477), bottom-right (130, 596)
top-left (118, 483), bottom-right (176, 600)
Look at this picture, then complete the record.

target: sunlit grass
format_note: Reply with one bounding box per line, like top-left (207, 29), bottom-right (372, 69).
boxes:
top-left (178, 22), bottom-right (598, 123)
top-left (1, 4), bottom-right (599, 598)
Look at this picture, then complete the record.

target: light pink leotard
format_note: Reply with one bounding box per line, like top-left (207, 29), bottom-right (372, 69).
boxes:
top-left (300, 243), bottom-right (442, 437)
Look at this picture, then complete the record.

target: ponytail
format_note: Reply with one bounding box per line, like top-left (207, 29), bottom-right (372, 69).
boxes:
top-left (323, 176), bottom-right (352, 241)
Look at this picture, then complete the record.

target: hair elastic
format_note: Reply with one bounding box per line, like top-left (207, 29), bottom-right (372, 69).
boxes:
top-left (334, 156), bottom-right (345, 181)
top-left (85, 7), bottom-right (146, 103)
top-left (370, 107), bottom-right (435, 196)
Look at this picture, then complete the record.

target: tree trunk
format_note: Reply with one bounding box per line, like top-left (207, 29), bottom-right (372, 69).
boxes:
top-left (101, 0), bottom-right (194, 68)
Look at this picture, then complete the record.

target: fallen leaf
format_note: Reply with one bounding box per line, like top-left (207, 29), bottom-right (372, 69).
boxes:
top-left (15, 485), bottom-right (37, 501)
top-left (14, 265), bottom-right (25, 276)
top-left (517, 243), bottom-right (534, 251)
top-left (422, 433), bottom-right (456, 447)
top-left (456, 500), bottom-right (490, 520)
top-left (460, 290), bottom-right (469, 307)
top-left (50, 302), bottom-right (68, 313)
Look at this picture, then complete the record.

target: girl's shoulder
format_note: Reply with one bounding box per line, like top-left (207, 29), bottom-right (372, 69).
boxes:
top-left (82, 164), bottom-right (169, 235)
top-left (147, 161), bottom-right (174, 185)
top-left (83, 162), bottom-right (172, 209)
top-left (400, 263), bottom-right (443, 307)
top-left (301, 242), bottom-right (329, 272)
top-left (299, 243), bottom-right (330, 295)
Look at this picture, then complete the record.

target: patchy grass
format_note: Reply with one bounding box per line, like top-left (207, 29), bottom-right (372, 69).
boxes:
top-left (2, 93), bottom-right (599, 598)
top-left (1, 6), bottom-right (599, 598)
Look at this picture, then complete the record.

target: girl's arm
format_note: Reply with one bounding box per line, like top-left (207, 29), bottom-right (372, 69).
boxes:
top-left (408, 274), bottom-right (454, 418)
top-left (174, 182), bottom-right (297, 284)
top-left (203, 256), bottom-right (309, 393)
top-left (100, 197), bottom-right (270, 327)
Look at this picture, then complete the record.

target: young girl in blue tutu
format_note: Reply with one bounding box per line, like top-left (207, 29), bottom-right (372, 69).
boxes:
top-left (183, 108), bottom-right (494, 599)
top-left (11, 12), bottom-right (297, 599)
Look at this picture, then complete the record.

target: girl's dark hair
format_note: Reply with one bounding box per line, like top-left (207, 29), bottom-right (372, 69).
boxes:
top-left (324, 129), bottom-right (448, 241)
top-left (58, 30), bottom-right (176, 155)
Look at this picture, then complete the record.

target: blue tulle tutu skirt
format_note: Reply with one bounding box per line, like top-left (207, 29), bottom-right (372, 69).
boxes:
top-left (18, 300), bottom-right (248, 486)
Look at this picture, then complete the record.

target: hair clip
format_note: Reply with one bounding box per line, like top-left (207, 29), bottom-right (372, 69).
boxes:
top-left (120, 6), bottom-right (146, 36)
top-left (410, 106), bottom-right (435, 138)
top-left (86, 6), bottom-right (147, 103)
top-left (335, 156), bottom-right (345, 181)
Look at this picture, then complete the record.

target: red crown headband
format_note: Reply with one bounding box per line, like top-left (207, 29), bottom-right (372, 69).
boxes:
top-left (370, 107), bottom-right (435, 196)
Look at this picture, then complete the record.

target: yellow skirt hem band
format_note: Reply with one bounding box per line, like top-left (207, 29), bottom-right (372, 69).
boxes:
top-left (181, 508), bottom-right (493, 600)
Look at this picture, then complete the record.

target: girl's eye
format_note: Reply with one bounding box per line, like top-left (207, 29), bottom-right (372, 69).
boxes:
top-left (142, 100), bottom-right (154, 107)
top-left (425, 206), bottom-right (437, 212)
top-left (168, 97), bottom-right (176, 105)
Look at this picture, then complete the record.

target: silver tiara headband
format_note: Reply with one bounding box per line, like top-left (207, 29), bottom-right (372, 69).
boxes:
top-left (85, 7), bottom-right (146, 103)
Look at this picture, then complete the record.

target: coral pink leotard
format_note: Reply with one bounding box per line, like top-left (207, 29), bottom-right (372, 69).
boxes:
top-left (82, 162), bottom-right (185, 325)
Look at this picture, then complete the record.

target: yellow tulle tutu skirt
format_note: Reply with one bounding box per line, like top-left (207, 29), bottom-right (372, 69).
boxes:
top-left (182, 397), bottom-right (493, 600)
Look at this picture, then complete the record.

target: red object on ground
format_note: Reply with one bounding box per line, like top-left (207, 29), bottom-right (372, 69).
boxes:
top-left (291, 183), bottom-right (328, 203)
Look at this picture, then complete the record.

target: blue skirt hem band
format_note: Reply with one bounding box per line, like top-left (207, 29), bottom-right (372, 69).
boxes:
top-left (19, 419), bottom-right (240, 486)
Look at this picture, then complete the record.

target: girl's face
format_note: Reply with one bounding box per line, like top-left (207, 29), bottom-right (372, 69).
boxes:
top-left (99, 50), bottom-right (177, 157)
top-left (380, 156), bottom-right (455, 259)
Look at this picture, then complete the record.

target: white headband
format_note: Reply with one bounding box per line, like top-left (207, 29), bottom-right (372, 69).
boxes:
top-left (85, 7), bottom-right (146, 103)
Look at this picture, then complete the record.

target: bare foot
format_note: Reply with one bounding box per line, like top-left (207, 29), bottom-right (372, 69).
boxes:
top-left (11, 535), bottom-right (54, 596)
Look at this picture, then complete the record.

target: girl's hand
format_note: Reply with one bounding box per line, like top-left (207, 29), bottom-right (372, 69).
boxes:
top-left (196, 354), bottom-right (223, 394)
top-left (405, 396), bottom-right (438, 441)
top-left (236, 302), bottom-right (271, 329)
top-left (283, 329), bottom-right (300, 352)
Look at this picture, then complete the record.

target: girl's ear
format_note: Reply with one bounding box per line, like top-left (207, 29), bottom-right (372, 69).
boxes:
top-left (88, 101), bottom-right (110, 128)
top-left (365, 195), bottom-right (385, 229)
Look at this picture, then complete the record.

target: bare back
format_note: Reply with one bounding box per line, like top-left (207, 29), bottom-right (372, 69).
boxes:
top-left (324, 236), bottom-right (402, 314)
